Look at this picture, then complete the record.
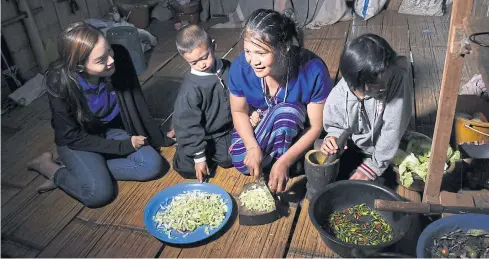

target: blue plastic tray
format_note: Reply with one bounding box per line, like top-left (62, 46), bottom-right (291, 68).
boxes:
top-left (144, 182), bottom-right (233, 244)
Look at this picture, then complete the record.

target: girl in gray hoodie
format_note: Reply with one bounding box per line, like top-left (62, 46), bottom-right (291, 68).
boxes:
top-left (322, 34), bottom-right (413, 182)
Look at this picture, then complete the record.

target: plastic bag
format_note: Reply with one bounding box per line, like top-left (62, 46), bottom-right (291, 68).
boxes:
top-left (398, 0), bottom-right (445, 16)
top-left (306, 0), bottom-right (353, 29)
top-left (354, 0), bottom-right (387, 20)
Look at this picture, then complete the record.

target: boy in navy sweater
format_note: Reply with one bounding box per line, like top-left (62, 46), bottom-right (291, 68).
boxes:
top-left (172, 25), bottom-right (233, 182)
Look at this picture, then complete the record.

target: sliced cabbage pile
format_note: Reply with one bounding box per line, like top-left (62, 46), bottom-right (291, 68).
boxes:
top-left (239, 185), bottom-right (275, 213)
top-left (153, 190), bottom-right (228, 238)
top-left (393, 138), bottom-right (461, 188)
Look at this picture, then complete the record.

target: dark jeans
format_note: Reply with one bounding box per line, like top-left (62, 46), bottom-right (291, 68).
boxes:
top-left (55, 129), bottom-right (166, 208)
top-left (173, 131), bottom-right (233, 179)
top-left (337, 141), bottom-right (396, 188)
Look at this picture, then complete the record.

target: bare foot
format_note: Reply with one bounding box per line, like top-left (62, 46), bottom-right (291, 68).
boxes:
top-left (27, 152), bottom-right (52, 172)
top-left (27, 152), bottom-right (61, 179)
top-left (37, 179), bottom-right (58, 193)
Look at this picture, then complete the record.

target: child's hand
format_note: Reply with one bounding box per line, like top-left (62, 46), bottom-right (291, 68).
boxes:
top-left (250, 111), bottom-right (261, 128)
top-left (195, 161), bottom-right (209, 183)
top-left (350, 169), bottom-right (372, 181)
top-left (320, 136), bottom-right (347, 155)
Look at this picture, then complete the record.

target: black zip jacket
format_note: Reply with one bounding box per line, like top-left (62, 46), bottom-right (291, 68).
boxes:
top-left (48, 44), bottom-right (173, 156)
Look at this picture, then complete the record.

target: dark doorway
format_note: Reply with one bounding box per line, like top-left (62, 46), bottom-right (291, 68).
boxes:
top-left (1, 35), bottom-right (23, 92)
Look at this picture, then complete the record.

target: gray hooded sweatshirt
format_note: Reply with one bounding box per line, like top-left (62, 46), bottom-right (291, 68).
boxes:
top-left (323, 56), bottom-right (413, 179)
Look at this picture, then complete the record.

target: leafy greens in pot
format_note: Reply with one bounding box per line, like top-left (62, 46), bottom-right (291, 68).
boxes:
top-left (398, 152), bottom-right (419, 188)
top-left (393, 137), bottom-right (461, 188)
top-left (153, 190), bottom-right (228, 238)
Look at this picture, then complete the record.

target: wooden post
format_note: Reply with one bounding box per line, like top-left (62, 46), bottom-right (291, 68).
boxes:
top-left (422, 0), bottom-right (473, 204)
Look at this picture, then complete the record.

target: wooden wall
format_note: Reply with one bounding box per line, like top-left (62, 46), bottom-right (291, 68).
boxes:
top-left (1, 0), bottom-right (112, 87)
top-left (472, 0), bottom-right (489, 18)
top-left (2, 0), bottom-right (487, 93)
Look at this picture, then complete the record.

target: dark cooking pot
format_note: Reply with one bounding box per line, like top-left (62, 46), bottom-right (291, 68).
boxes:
top-left (309, 180), bottom-right (412, 258)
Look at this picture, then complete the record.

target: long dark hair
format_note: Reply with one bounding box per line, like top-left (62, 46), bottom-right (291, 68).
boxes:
top-left (45, 22), bottom-right (104, 132)
top-left (339, 33), bottom-right (397, 92)
top-left (242, 9), bottom-right (303, 78)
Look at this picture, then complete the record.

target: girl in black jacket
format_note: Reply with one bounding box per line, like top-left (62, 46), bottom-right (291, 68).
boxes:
top-left (27, 22), bottom-right (171, 208)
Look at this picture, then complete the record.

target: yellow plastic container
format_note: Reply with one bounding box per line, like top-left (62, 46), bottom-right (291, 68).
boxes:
top-left (453, 112), bottom-right (489, 145)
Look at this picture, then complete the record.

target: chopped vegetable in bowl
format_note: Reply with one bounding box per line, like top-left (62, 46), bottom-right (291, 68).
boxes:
top-left (393, 137), bottom-right (461, 188)
top-left (153, 190), bottom-right (228, 239)
top-left (239, 185), bottom-right (275, 213)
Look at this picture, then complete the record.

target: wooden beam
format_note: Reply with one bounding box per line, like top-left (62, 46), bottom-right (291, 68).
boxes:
top-left (422, 0), bottom-right (473, 204)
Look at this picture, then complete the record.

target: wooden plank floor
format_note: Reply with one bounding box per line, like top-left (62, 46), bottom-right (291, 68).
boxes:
top-left (286, 199), bottom-right (338, 258)
top-left (440, 190), bottom-right (489, 218)
top-left (1, 9), bottom-right (456, 258)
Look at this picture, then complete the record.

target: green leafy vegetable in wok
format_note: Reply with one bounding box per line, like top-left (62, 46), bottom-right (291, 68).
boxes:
top-left (393, 138), bottom-right (461, 188)
top-left (153, 190), bottom-right (228, 238)
top-left (398, 153), bottom-right (419, 187)
top-left (406, 140), bottom-right (432, 163)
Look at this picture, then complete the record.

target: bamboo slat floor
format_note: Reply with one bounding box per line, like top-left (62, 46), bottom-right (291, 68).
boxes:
top-left (157, 162), bottom-right (303, 258)
top-left (0, 8), bottom-right (461, 257)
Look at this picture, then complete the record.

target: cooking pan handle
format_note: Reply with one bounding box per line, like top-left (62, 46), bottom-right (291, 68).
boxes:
top-left (464, 123), bottom-right (489, 137)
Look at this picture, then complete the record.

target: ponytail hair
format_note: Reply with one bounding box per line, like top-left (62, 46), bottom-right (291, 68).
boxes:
top-left (282, 9), bottom-right (303, 47)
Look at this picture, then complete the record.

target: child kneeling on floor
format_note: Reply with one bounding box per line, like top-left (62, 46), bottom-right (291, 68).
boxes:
top-left (321, 34), bottom-right (413, 184)
top-left (172, 25), bottom-right (233, 182)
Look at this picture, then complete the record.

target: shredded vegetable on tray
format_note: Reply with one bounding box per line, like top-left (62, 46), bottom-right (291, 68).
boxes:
top-left (239, 185), bottom-right (275, 213)
top-left (153, 190), bottom-right (228, 238)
